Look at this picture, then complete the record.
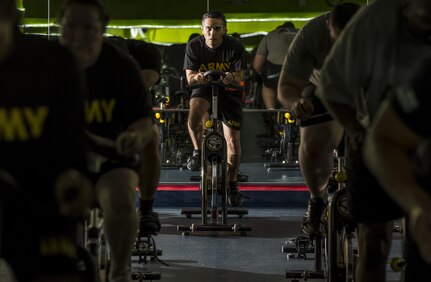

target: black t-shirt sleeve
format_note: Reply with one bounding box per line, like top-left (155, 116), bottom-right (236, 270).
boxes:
top-left (183, 40), bottom-right (200, 71)
top-left (232, 44), bottom-right (248, 72)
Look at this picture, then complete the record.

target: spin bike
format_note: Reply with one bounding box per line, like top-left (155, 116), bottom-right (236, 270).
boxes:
top-left (283, 137), bottom-right (358, 282)
top-left (85, 133), bottom-right (162, 281)
top-left (177, 70), bottom-right (252, 235)
top-left (264, 110), bottom-right (300, 171)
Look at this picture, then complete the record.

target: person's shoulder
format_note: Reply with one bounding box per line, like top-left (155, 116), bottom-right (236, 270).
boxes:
top-left (302, 13), bottom-right (329, 31)
top-left (100, 42), bottom-right (139, 73)
top-left (105, 36), bottom-right (129, 55)
top-left (127, 39), bottom-right (161, 71)
top-left (344, 0), bottom-right (399, 33)
top-left (19, 34), bottom-right (76, 67)
top-left (187, 36), bottom-right (203, 47)
top-left (224, 35), bottom-right (245, 49)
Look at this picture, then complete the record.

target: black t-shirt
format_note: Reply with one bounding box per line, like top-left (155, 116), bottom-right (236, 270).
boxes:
top-left (184, 35), bottom-right (247, 74)
top-left (84, 42), bottom-right (153, 141)
top-left (127, 39), bottom-right (161, 73)
top-left (0, 34), bottom-right (87, 196)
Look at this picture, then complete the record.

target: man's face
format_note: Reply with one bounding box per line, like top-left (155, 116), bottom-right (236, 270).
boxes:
top-left (403, 0), bottom-right (431, 42)
top-left (201, 17), bottom-right (226, 49)
top-left (0, 20), bottom-right (14, 61)
top-left (59, 3), bottom-right (104, 68)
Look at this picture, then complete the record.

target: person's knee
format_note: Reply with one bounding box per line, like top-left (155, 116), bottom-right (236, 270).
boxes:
top-left (188, 110), bottom-right (204, 129)
top-left (97, 174), bottom-right (137, 215)
top-left (300, 140), bottom-right (331, 160)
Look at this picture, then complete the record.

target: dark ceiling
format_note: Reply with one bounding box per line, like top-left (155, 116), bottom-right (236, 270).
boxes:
top-left (23, 0), bottom-right (365, 20)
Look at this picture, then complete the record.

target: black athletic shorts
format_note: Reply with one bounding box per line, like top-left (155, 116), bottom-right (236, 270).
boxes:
top-left (299, 84), bottom-right (334, 127)
top-left (346, 148), bottom-right (405, 223)
top-left (0, 181), bottom-right (79, 281)
top-left (262, 61), bottom-right (282, 89)
top-left (87, 152), bottom-right (140, 184)
top-left (191, 87), bottom-right (243, 130)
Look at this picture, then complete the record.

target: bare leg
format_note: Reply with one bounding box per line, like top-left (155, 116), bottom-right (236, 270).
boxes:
top-left (223, 125), bottom-right (241, 182)
top-left (262, 85), bottom-right (277, 109)
top-left (299, 120), bottom-right (343, 198)
top-left (188, 98), bottom-right (210, 150)
top-left (139, 124), bottom-right (160, 200)
top-left (96, 168), bottom-right (139, 276)
top-left (355, 222), bottom-right (393, 282)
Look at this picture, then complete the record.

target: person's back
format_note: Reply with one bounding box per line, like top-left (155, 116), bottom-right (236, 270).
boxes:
top-left (253, 22), bottom-right (297, 109)
top-left (259, 25), bottom-right (297, 65)
top-left (0, 3), bottom-right (88, 280)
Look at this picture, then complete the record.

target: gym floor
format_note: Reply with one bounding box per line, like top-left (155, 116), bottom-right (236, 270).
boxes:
top-left (0, 112), bottom-right (404, 281)
top-left (130, 208), bottom-right (403, 282)
top-left (146, 111), bottom-right (403, 282)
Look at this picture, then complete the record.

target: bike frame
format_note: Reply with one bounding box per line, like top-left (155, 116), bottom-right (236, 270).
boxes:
top-left (201, 71), bottom-right (229, 225)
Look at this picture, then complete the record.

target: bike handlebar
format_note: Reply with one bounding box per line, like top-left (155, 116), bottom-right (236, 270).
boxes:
top-left (85, 131), bottom-right (140, 166)
top-left (186, 79), bottom-right (244, 92)
top-left (203, 70), bottom-right (225, 80)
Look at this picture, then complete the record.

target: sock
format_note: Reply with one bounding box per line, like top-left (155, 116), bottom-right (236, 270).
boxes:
top-left (193, 150), bottom-right (201, 156)
top-left (139, 198), bottom-right (154, 214)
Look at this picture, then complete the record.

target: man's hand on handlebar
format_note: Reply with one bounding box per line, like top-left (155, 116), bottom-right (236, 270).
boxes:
top-left (54, 170), bottom-right (92, 218)
top-left (191, 72), bottom-right (209, 85)
top-left (222, 72), bottom-right (234, 85)
top-left (116, 129), bottom-right (152, 157)
top-left (291, 98), bottom-right (314, 120)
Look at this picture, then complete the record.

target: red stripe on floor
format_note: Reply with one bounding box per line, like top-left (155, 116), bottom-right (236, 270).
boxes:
top-left (154, 184), bottom-right (308, 192)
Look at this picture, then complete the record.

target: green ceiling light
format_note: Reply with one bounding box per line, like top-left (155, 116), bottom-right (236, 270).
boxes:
top-left (107, 24), bottom-right (201, 29)
top-left (228, 17), bottom-right (312, 22)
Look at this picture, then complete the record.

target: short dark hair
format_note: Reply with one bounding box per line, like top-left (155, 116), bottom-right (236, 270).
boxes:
top-left (329, 2), bottom-right (361, 30)
top-left (57, 0), bottom-right (109, 28)
top-left (277, 21), bottom-right (295, 29)
top-left (0, 0), bottom-right (18, 25)
top-left (188, 33), bottom-right (200, 42)
top-left (202, 10), bottom-right (226, 26)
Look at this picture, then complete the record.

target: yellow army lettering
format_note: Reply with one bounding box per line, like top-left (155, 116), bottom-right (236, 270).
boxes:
top-left (227, 120), bottom-right (240, 128)
top-left (85, 99), bottom-right (116, 124)
top-left (199, 62), bottom-right (231, 72)
top-left (39, 236), bottom-right (76, 258)
top-left (0, 107), bottom-right (49, 142)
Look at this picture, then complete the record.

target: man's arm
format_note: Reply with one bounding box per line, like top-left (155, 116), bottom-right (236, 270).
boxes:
top-left (140, 69), bottom-right (160, 89)
top-left (364, 100), bottom-right (431, 264)
top-left (321, 101), bottom-right (364, 134)
top-left (223, 70), bottom-right (244, 85)
top-left (252, 54), bottom-right (266, 75)
top-left (117, 117), bottom-right (154, 156)
top-left (186, 69), bottom-right (205, 85)
top-left (277, 70), bottom-right (313, 118)
top-left (364, 100), bottom-right (428, 214)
